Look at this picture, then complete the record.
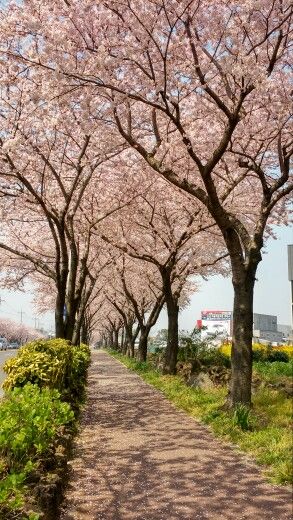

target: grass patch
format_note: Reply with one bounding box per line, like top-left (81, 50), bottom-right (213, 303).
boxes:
top-left (110, 351), bottom-right (293, 486)
top-left (254, 360), bottom-right (293, 381)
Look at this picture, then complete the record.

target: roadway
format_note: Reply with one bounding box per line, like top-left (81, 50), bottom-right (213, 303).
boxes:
top-left (0, 349), bottom-right (17, 396)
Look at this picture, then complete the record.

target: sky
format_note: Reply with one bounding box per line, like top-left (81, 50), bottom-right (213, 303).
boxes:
top-left (0, 226), bottom-right (292, 334)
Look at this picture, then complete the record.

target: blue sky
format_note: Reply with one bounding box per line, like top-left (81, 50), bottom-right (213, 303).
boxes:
top-left (0, 225), bottom-right (292, 333)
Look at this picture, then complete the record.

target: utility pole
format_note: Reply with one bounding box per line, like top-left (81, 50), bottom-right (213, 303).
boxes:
top-left (288, 245), bottom-right (293, 335)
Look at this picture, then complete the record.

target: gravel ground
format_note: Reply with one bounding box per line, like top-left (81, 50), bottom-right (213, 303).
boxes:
top-left (60, 351), bottom-right (292, 520)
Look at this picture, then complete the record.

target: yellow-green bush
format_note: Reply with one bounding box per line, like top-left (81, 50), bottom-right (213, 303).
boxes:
top-left (220, 343), bottom-right (293, 359)
top-left (2, 339), bottom-right (91, 395)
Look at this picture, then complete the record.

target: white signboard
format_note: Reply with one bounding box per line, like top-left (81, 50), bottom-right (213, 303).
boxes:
top-left (201, 310), bottom-right (232, 339)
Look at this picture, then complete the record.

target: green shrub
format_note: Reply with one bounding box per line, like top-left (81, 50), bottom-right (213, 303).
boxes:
top-left (252, 348), bottom-right (268, 362)
top-left (72, 343), bottom-right (91, 375)
top-left (254, 360), bottom-right (293, 379)
top-left (267, 350), bottom-right (289, 363)
top-left (176, 329), bottom-right (231, 368)
top-left (0, 384), bottom-right (74, 516)
top-left (233, 404), bottom-right (251, 431)
top-left (3, 339), bottom-right (91, 395)
top-left (3, 350), bottom-right (65, 391)
top-left (154, 347), bottom-right (164, 354)
top-left (198, 348), bottom-right (231, 368)
top-left (0, 384), bottom-right (74, 469)
top-left (69, 344), bottom-right (91, 395)
top-left (3, 339), bottom-right (72, 392)
top-left (252, 347), bottom-right (289, 363)
top-left (0, 339), bottom-right (90, 518)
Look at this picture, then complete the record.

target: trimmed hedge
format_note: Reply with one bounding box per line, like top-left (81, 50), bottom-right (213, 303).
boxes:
top-left (0, 339), bottom-right (91, 520)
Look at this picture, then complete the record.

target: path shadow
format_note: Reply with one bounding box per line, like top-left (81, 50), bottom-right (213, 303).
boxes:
top-left (60, 353), bottom-right (292, 520)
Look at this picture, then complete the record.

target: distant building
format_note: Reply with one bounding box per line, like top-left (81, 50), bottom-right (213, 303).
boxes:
top-left (253, 313), bottom-right (283, 343)
top-left (277, 324), bottom-right (293, 343)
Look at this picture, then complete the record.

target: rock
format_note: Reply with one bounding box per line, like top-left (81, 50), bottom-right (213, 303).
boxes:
top-left (187, 371), bottom-right (214, 390)
top-left (189, 358), bottom-right (203, 374)
top-left (281, 383), bottom-right (293, 397)
top-left (251, 373), bottom-right (263, 394)
top-left (176, 360), bottom-right (203, 380)
top-left (176, 362), bottom-right (184, 372)
top-left (267, 380), bottom-right (293, 397)
top-left (207, 366), bottom-right (230, 386)
top-left (176, 361), bottom-right (192, 380)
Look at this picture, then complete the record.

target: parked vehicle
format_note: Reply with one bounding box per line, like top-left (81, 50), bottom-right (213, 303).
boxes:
top-left (8, 342), bottom-right (20, 349)
top-left (0, 337), bottom-right (8, 351)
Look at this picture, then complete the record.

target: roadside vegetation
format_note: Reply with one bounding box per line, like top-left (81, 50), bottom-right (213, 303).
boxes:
top-left (0, 339), bottom-right (91, 520)
top-left (109, 340), bottom-right (292, 486)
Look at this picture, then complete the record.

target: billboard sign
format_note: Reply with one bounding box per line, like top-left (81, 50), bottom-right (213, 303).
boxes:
top-left (201, 310), bottom-right (232, 339)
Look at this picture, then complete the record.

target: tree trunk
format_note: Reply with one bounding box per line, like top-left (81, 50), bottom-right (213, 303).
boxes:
top-left (64, 296), bottom-right (79, 342)
top-left (160, 267), bottom-right (179, 374)
top-left (55, 293), bottom-right (66, 339)
top-left (137, 326), bottom-right (149, 362)
top-left (163, 296), bottom-right (179, 375)
top-left (122, 337), bottom-right (127, 355)
top-left (120, 328), bottom-right (124, 351)
top-left (127, 341), bottom-right (135, 358)
top-left (113, 328), bottom-right (119, 350)
top-left (220, 225), bottom-right (262, 407)
top-left (80, 322), bottom-right (88, 344)
top-left (80, 312), bottom-right (90, 345)
top-left (229, 273), bottom-right (256, 407)
top-left (72, 318), bottom-right (82, 346)
top-left (124, 321), bottom-right (136, 357)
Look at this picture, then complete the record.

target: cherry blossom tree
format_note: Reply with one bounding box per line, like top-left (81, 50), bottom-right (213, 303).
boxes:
top-left (101, 251), bottom-right (165, 360)
top-left (102, 178), bottom-right (228, 372)
top-left (0, 318), bottom-right (40, 345)
top-left (0, 0), bottom-right (292, 405)
top-left (0, 83), bottom-right (133, 342)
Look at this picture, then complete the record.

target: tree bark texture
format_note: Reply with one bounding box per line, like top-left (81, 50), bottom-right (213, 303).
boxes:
top-left (230, 274), bottom-right (256, 407)
top-left (137, 326), bottom-right (149, 362)
top-left (163, 297), bottom-right (179, 375)
top-left (55, 293), bottom-right (66, 339)
top-left (227, 237), bottom-right (260, 407)
top-left (161, 267), bottom-right (179, 374)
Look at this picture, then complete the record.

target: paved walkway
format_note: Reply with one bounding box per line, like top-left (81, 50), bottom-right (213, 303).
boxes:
top-left (60, 351), bottom-right (292, 520)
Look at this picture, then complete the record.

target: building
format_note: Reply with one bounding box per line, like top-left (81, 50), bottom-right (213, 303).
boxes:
top-left (253, 313), bottom-right (283, 344)
top-left (277, 324), bottom-right (293, 344)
